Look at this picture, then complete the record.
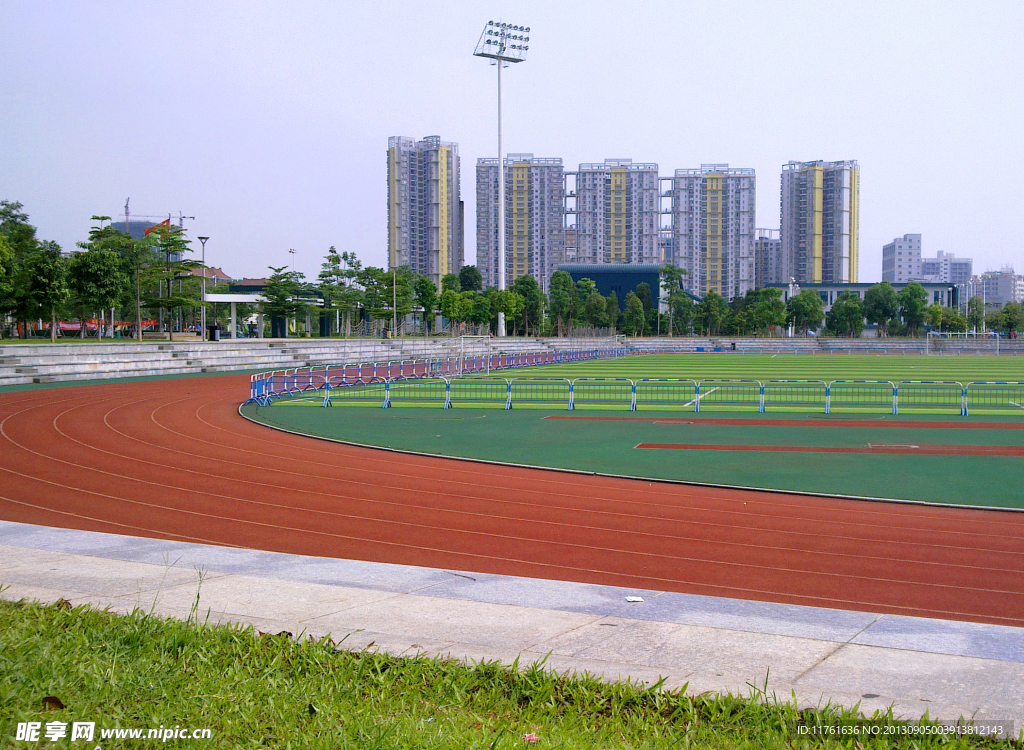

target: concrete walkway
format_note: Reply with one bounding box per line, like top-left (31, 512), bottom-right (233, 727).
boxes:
top-left (1, 520), bottom-right (1021, 731)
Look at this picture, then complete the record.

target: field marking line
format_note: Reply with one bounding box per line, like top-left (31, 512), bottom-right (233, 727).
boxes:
top-left (683, 386), bottom-right (719, 408)
top-left (1010, 402), bottom-right (1024, 410)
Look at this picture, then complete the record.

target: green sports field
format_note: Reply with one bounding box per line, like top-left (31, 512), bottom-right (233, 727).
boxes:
top-left (481, 352), bottom-right (1024, 383)
top-left (246, 354), bottom-right (1024, 509)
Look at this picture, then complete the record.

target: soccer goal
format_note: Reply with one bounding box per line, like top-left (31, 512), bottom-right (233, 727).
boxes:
top-left (925, 330), bottom-right (999, 355)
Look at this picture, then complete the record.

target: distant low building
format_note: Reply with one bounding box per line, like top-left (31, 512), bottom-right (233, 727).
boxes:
top-left (771, 281), bottom-right (959, 311)
top-left (966, 267), bottom-right (1023, 309)
top-left (882, 234), bottom-right (971, 285)
top-left (190, 266), bottom-right (233, 285)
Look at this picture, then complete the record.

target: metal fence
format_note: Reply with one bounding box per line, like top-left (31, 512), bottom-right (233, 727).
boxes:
top-left (251, 374), bottom-right (1024, 416)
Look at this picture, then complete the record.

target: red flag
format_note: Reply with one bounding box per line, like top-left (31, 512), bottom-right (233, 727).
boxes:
top-left (144, 218), bottom-right (171, 236)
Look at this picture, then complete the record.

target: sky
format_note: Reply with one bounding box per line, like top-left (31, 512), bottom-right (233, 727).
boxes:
top-left (2, 0), bottom-right (1022, 283)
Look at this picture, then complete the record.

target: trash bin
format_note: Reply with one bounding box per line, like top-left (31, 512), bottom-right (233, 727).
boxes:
top-left (207, 324), bottom-right (220, 342)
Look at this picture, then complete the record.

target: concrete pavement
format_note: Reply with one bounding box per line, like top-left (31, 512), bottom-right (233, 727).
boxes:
top-left (1, 520), bottom-right (1020, 733)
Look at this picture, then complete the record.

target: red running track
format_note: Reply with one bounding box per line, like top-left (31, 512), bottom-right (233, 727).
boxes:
top-left (1, 375), bottom-right (1023, 627)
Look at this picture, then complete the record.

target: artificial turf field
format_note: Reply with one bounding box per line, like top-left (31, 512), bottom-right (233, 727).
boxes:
top-left (247, 354), bottom-right (1024, 509)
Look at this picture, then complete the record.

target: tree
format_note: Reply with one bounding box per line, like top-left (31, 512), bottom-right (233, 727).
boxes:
top-left (622, 291), bottom-right (646, 336)
top-left (747, 288), bottom-right (787, 335)
top-left (660, 264), bottom-right (688, 337)
top-left (605, 290), bottom-right (621, 332)
top-left (825, 291), bottom-right (864, 337)
top-left (898, 282), bottom-right (929, 336)
top-left (863, 282), bottom-right (899, 337)
top-left (468, 291), bottom-right (491, 328)
top-left (548, 270), bottom-right (577, 336)
top-left (925, 302), bottom-right (944, 330)
top-left (440, 289), bottom-right (461, 335)
top-left (635, 282), bottom-right (654, 315)
top-left (441, 273), bottom-right (461, 293)
top-left (694, 290), bottom-right (729, 335)
top-left (458, 265), bottom-right (483, 292)
top-left (69, 248), bottom-right (128, 339)
top-left (359, 267), bottom-right (413, 333)
top-left (967, 296), bottom-right (985, 332)
top-left (787, 289), bottom-right (825, 335)
top-left (582, 290), bottom-right (608, 327)
top-left (510, 274), bottom-right (545, 336)
top-left (24, 242), bottom-right (71, 343)
top-left (318, 247), bottom-right (363, 337)
top-left (414, 275), bottom-right (439, 334)
top-left (940, 306), bottom-right (967, 333)
top-left (140, 225), bottom-right (202, 340)
top-left (1001, 301), bottom-right (1024, 336)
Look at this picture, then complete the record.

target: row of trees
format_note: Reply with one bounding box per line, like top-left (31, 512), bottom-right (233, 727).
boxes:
top-left (1, 202), bottom-right (201, 341)
top-left (3, 200), bottom-right (1020, 340)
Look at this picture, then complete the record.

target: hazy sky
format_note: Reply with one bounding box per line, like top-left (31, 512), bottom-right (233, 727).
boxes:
top-left (2, 0), bottom-right (1021, 283)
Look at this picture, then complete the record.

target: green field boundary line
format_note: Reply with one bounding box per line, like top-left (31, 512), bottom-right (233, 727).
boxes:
top-left (238, 403), bottom-right (1024, 515)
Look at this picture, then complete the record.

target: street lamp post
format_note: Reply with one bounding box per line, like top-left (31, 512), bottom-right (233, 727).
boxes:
top-left (198, 236), bottom-right (209, 339)
top-left (474, 20), bottom-right (530, 337)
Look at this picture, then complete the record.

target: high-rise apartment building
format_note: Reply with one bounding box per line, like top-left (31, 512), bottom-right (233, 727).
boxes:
top-left (780, 160), bottom-right (859, 284)
top-left (387, 135), bottom-right (463, 286)
top-left (572, 159), bottom-right (660, 266)
top-left (476, 154), bottom-right (564, 294)
top-left (754, 228), bottom-right (783, 287)
top-left (672, 165), bottom-right (756, 299)
top-left (881, 233), bottom-right (923, 283)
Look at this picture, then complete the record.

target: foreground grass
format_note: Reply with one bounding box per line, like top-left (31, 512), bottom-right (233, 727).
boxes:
top-left (0, 600), bottom-right (1016, 748)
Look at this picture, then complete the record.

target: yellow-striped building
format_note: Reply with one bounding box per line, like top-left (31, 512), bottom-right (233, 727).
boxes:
top-left (780, 160), bottom-right (859, 285)
top-left (387, 135), bottom-right (463, 286)
top-left (672, 165), bottom-right (756, 300)
top-left (476, 154), bottom-right (565, 294)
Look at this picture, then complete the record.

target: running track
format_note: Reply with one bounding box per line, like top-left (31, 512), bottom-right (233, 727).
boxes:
top-left (1, 375), bottom-right (1022, 627)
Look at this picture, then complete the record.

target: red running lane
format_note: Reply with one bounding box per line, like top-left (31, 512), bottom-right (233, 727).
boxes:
top-left (1, 375), bottom-right (1023, 627)
top-left (637, 443), bottom-right (1024, 456)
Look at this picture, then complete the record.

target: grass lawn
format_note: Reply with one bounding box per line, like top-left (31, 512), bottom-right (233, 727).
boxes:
top-left (0, 599), bottom-right (1013, 748)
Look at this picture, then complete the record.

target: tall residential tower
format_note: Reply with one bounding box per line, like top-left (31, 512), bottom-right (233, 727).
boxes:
top-left (476, 154), bottom-right (565, 294)
top-left (387, 135), bottom-right (463, 286)
top-left (572, 159), bottom-right (660, 266)
top-left (672, 164), bottom-right (756, 299)
top-left (780, 160), bottom-right (859, 284)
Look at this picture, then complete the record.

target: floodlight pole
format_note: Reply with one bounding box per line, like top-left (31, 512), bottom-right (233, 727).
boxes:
top-left (474, 20), bottom-right (529, 338)
top-left (497, 59), bottom-right (505, 337)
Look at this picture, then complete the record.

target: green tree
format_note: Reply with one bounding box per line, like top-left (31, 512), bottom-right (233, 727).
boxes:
top-left (967, 296), bottom-right (985, 332)
top-left (744, 288), bottom-right (787, 335)
top-left (940, 306), bottom-right (968, 333)
top-left (318, 247), bottom-right (363, 337)
top-left (468, 291), bottom-right (491, 328)
top-left (635, 282), bottom-right (654, 315)
top-left (1001, 301), bottom-right (1024, 336)
top-left (863, 282), bottom-right (899, 337)
top-left (263, 266), bottom-right (304, 335)
top-left (825, 291), bottom-right (864, 337)
top-left (510, 274), bottom-right (545, 336)
top-left (694, 290), bottom-right (729, 335)
top-left (25, 242), bottom-right (71, 343)
top-left (605, 290), bottom-right (621, 332)
top-left (925, 302), bottom-right (944, 330)
top-left (898, 282), bottom-right (929, 336)
top-left (440, 288), bottom-right (461, 335)
top-left (548, 270), bottom-right (577, 336)
top-left (441, 273), bottom-right (461, 293)
top-left (458, 265), bottom-right (483, 292)
top-left (582, 289), bottom-right (608, 327)
top-left (69, 249), bottom-right (129, 340)
top-left (414, 275), bottom-right (439, 334)
top-left (660, 265), bottom-right (689, 337)
top-left (787, 289), bottom-right (825, 335)
top-left (141, 226), bottom-right (202, 340)
top-left (622, 291), bottom-right (646, 336)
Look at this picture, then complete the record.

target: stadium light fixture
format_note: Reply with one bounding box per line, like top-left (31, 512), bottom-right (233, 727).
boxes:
top-left (474, 20), bottom-right (530, 337)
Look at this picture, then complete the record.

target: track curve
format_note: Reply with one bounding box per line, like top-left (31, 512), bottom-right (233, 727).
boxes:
top-left (1, 374), bottom-right (1022, 627)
